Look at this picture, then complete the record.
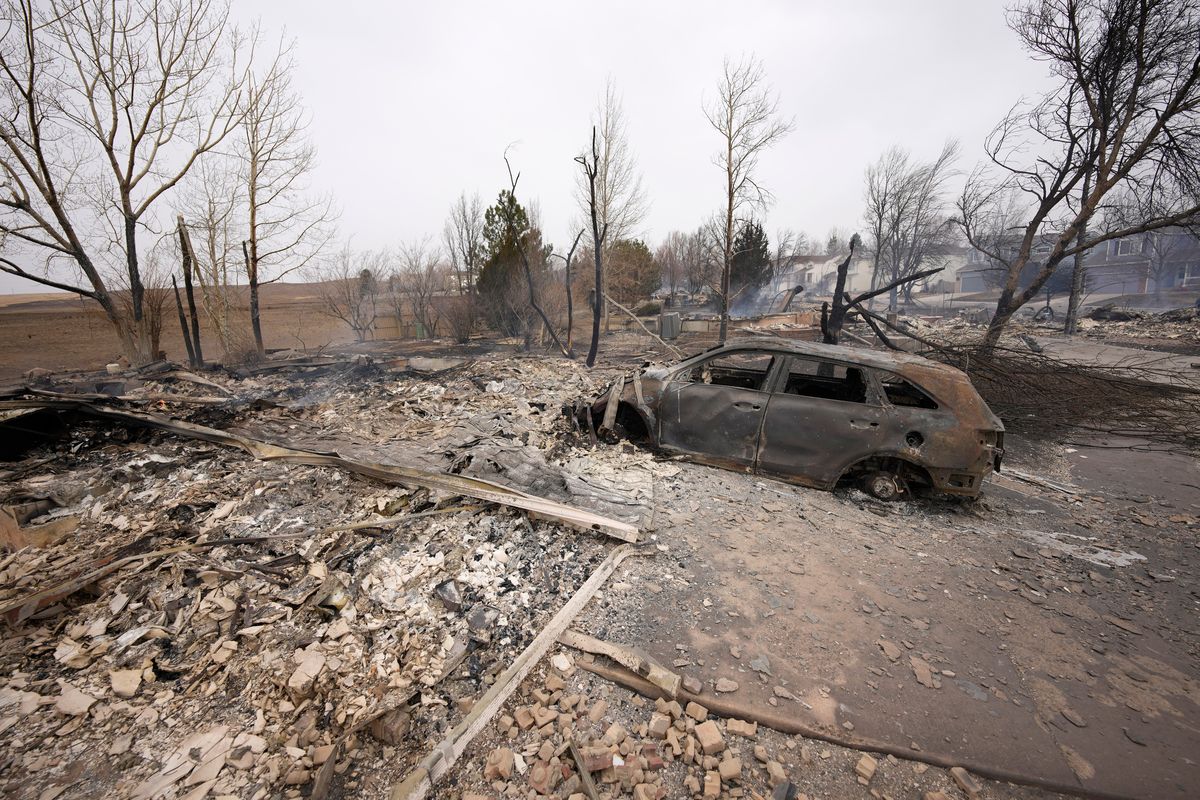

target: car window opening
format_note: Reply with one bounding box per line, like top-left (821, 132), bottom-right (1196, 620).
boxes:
top-left (684, 354), bottom-right (774, 391)
top-left (881, 376), bottom-right (939, 409)
top-left (783, 359), bottom-right (867, 404)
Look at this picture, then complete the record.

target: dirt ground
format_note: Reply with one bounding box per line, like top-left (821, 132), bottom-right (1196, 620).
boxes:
top-left (0, 286), bottom-right (352, 382)
top-left (1, 314), bottom-right (1197, 800)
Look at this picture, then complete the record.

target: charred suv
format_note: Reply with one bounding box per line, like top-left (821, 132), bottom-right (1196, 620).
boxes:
top-left (581, 340), bottom-right (1004, 500)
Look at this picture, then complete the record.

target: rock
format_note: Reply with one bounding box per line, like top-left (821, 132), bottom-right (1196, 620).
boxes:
top-left (685, 701), bottom-right (708, 721)
top-left (909, 656), bottom-right (937, 688)
top-left (772, 781), bottom-right (802, 800)
top-left (545, 673), bottom-right (565, 693)
top-left (528, 760), bottom-right (559, 794)
top-left (726, 718), bottom-right (757, 738)
top-left (766, 760), bottom-right (787, 786)
top-left (633, 784), bottom-right (658, 800)
top-left (754, 744), bottom-right (768, 762)
top-left (682, 675), bottom-right (703, 694)
top-left (287, 648), bottom-right (325, 697)
top-left (950, 766), bottom-right (983, 800)
top-left (703, 770), bottom-right (721, 799)
top-left (514, 706), bottom-right (535, 729)
top-left (532, 706), bottom-right (557, 727)
top-left (694, 720), bottom-right (724, 755)
top-left (855, 754), bottom-right (877, 784)
top-left (714, 678), bottom-right (739, 693)
top-left (284, 767), bottom-right (310, 785)
top-left (434, 579), bottom-right (462, 611)
top-left (54, 682), bottom-right (97, 716)
top-left (551, 652), bottom-right (574, 674)
top-left (604, 722), bottom-right (627, 745)
top-left (718, 756), bottom-right (742, 781)
top-left (368, 708), bottom-right (411, 745)
top-left (109, 669), bottom-right (142, 699)
top-left (579, 746), bottom-right (613, 772)
top-left (1061, 708), bottom-right (1087, 727)
top-left (109, 734), bottom-right (133, 755)
top-left (588, 699), bottom-right (608, 722)
top-left (749, 654), bottom-right (772, 675)
top-left (878, 639), bottom-right (902, 661)
top-left (1122, 726), bottom-right (1148, 746)
top-left (648, 712), bottom-right (671, 738)
top-left (484, 747), bottom-right (515, 781)
top-left (312, 744), bottom-right (334, 765)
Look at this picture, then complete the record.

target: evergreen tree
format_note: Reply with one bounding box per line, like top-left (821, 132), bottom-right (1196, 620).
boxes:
top-left (476, 190), bottom-right (552, 336)
top-left (730, 221), bottom-right (772, 292)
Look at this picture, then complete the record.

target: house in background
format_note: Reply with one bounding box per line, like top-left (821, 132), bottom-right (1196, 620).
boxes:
top-left (955, 228), bottom-right (1200, 298)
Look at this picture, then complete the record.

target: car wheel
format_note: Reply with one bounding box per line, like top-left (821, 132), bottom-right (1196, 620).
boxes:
top-left (862, 471), bottom-right (905, 501)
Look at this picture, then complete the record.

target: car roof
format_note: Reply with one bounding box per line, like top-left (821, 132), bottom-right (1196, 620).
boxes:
top-left (691, 338), bottom-right (966, 380)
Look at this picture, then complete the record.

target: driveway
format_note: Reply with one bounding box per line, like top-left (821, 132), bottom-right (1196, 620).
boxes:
top-left (581, 443), bottom-right (1200, 799)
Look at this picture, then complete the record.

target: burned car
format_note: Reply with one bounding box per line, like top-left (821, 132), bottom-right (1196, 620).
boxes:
top-left (581, 340), bottom-right (1004, 500)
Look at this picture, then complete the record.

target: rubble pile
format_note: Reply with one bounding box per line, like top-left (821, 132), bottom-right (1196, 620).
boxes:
top-left (0, 354), bottom-right (660, 799)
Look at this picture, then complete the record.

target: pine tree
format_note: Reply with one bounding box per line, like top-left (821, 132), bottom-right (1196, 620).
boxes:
top-left (730, 221), bottom-right (772, 292)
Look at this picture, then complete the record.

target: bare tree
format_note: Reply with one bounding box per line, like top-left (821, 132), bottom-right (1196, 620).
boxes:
top-left (576, 79), bottom-right (647, 333)
top-left (241, 36), bottom-right (335, 356)
top-left (704, 56), bottom-right (794, 343)
top-left (655, 231), bottom-right (690, 301)
top-left (956, 0), bottom-right (1200, 351)
top-left (316, 245), bottom-right (385, 342)
top-left (685, 226), bottom-right (719, 295)
top-left (0, 0), bottom-right (252, 364)
top-left (443, 192), bottom-right (485, 295)
top-left (863, 141), bottom-right (959, 310)
top-left (395, 238), bottom-right (447, 339)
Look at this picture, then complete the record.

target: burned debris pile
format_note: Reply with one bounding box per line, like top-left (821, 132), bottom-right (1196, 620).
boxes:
top-left (0, 354), bottom-right (670, 800)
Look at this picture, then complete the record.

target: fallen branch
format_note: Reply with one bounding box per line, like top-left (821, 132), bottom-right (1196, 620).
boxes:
top-left (558, 628), bottom-right (681, 698)
top-left (602, 293), bottom-right (684, 358)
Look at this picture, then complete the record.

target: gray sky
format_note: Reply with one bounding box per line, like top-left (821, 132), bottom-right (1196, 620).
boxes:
top-left (2, 0), bottom-right (1054, 293)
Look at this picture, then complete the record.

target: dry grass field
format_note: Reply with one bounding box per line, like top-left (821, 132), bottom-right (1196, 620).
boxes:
top-left (0, 284), bottom-right (362, 382)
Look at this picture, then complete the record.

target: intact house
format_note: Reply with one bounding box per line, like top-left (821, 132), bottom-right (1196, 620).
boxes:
top-left (955, 229), bottom-right (1200, 296)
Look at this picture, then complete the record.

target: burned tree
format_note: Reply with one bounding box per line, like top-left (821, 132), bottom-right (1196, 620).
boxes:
top-left (575, 79), bottom-right (647, 334)
top-left (956, 0), bottom-right (1200, 352)
top-left (550, 229), bottom-right (585, 354)
top-left (704, 56), bottom-right (794, 343)
top-left (576, 128), bottom-right (610, 367)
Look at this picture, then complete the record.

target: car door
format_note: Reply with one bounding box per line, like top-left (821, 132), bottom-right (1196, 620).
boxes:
top-left (657, 350), bottom-right (778, 470)
top-left (755, 355), bottom-right (890, 487)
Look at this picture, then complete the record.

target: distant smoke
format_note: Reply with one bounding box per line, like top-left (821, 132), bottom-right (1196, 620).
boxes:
top-left (729, 283), bottom-right (802, 317)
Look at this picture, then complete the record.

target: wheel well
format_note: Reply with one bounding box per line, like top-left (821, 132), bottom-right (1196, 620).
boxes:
top-left (591, 400), bottom-right (651, 443)
top-left (614, 402), bottom-right (650, 442)
top-left (839, 456), bottom-right (933, 489)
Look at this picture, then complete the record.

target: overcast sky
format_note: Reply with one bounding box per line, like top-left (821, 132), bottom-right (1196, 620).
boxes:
top-left (2, 0), bottom-right (1056, 294)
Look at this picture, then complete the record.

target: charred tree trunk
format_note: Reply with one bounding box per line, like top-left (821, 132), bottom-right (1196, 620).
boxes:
top-left (177, 218), bottom-right (203, 367)
top-left (244, 241), bottom-right (265, 356)
top-left (172, 276), bottom-right (197, 367)
top-left (1063, 161), bottom-right (1093, 336)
